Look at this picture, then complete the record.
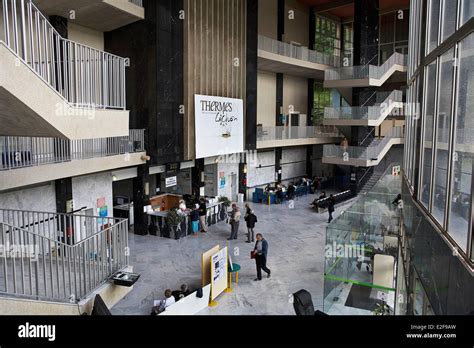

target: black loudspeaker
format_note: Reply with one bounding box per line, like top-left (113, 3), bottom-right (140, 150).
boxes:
top-left (293, 289), bottom-right (315, 316)
top-left (196, 288), bottom-right (203, 298)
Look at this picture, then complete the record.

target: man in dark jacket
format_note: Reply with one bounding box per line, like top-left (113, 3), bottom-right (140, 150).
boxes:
top-left (254, 233), bottom-right (271, 281)
top-left (244, 208), bottom-right (258, 243)
top-left (287, 183), bottom-right (296, 200)
top-left (199, 198), bottom-right (207, 232)
top-left (328, 194), bottom-right (336, 223)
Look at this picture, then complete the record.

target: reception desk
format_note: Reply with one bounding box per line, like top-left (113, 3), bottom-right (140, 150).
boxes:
top-left (147, 198), bottom-right (227, 239)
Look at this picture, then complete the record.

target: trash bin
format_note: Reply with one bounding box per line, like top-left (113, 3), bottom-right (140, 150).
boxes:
top-left (238, 193), bottom-right (244, 203)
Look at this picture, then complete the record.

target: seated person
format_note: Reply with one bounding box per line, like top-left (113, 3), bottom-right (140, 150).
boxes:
top-left (152, 289), bottom-right (176, 315)
top-left (175, 284), bottom-right (191, 301)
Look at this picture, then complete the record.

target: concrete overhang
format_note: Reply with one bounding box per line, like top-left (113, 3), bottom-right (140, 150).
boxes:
top-left (33, 0), bottom-right (144, 32)
top-left (258, 49), bottom-right (330, 80)
top-left (0, 152), bottom-right (146, 192)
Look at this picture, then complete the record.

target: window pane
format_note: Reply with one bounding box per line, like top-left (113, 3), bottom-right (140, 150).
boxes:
top-left (433, 49), bottom-right (455, 226)
top-left (427, 0), bottom-right (440, 53)
top-left (396, 9), bottom-right (410, 41)
top-left (449, 33), bottom-right (474, 252)
top-left (380, 13), bottom-right (395, 44)
top-left (462, 0), bottom-right (474, 25)
top-left (442, 0), bottom-right (457, 41)
top-left (420, 61), bottom-right (437, 208)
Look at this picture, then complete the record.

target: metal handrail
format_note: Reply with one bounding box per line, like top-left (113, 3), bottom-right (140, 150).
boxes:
top-left (324, 90), bottom-right (403, 121)
top-left (324, 52), bottom-right (407, 81)
top-left (258, 35), bottom-right (340, 67)
top-left (0, 129), bottom-right (145, 171)
top-left (0, 0), bottom-right (127, 109)
top-left (323, 126), bottom-right (405, 161)
top-left (257, 126), bottom-right (342, 142)
top-left (0, 211), bottom-right (129, 303)
top-left (128, 0), bottom-right (143, 6)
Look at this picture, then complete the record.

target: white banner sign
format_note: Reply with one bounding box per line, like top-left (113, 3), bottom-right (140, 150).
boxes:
top-left (195, 95), bottom-right (244, 159)
top-left (165, 176), bottom-right (177, 188)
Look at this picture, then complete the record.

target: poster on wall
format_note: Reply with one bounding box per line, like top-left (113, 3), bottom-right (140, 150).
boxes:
top-left (219, 172), bottom-right (226, 189)
top-left (195, 95), bottom-right (244, 159)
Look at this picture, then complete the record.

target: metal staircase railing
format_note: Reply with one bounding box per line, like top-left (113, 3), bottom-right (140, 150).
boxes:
top-left (0, 129), bottom-right (145, 171)
top-left (323, 126), bottom-right (405, 162)
top-left (324, 90), bottom-right (403, 121)
top-left (0, 209), bottom-right (129, 303)
top-left (1, 0), bottom-right (127, 109)
top-left (324, 52), bottom-right (407, 81)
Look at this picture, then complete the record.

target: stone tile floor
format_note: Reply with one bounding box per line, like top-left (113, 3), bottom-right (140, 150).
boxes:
top-left (111, 193), bottom-right (356, 315)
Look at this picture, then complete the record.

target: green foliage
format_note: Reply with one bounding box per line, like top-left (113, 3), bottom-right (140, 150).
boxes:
top-left (218, 196), bottom-right (231, 208)
top-left (166, 208), bottom-right (185, 227)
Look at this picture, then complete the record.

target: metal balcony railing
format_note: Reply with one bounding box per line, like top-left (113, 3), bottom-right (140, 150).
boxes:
top-left (0, 209), bottom-right (129, 303)
top-left (1, 0), bottom-right (127, 109)
top-left (324, 52), bottom-right (407, 81)
top-left (323, 126), bottom-right (405, 161)
top-left (324, 90), bottom-right (404, 121)
top-left (257, 126), bottom-right (341, 142)
top-left (128, 0), bottom-right (143, 6)
top-left (0, 129), bottom-right (145, 171)
top-left (258, 35), bottom-right (340, 67)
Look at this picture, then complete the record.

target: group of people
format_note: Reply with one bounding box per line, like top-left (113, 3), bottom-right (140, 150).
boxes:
top-left (227, 203), bottom-right (258, 243)
top-left (151, 284), bottom-right (192, 315)
top-left (227, 203), bottom-right (271, 281)
top-left (178, 197), bottom-right (208, 234)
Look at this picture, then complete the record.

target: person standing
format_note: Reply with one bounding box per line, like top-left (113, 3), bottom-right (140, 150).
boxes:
top-left (328, 194), bottom-right (336, 223)
top-left (190, 204), bottom-right (200, 235)
top-left (253, 233), bottom-right (271, 281)
top-left (199, 198), bottom-right (208, 233)
top-left (228, 204), bottom-right (241, 240)
top-left (244, 208), bottom-right (258, 243)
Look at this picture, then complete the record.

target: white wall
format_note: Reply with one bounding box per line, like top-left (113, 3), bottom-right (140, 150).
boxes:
top-left (0, 183), bottom-right (56, 213)
top-left (68, 22), bottom-right (104, 50)
top-left (284, 0), bottom-right (310, 46)
top-left (258, 0), bottom-right (278, 39)
top-left (281, 147), bottom-right (307, 181)
top-left (257, 71), bottom-right (277, 127)
top-left (72, 172), bottom-right (113, 217)
top-left (247, 150), bottom-right (276, 189)
top-left (283, 75), bottom-right (308, 118)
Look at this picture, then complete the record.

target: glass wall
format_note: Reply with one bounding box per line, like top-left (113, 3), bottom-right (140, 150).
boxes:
top-left (315, 16), bottom-right (341, 59)
top-left (379, 9), bottom-right (410, 64)
top-left (432, 49), bottom-right (454, 226)
top-left (406, 0), bottom-right (474, 259)
top-left (313, 82), bottom-right (333, 124)
top-left (342, 22), bottom-right (353, 66)
top-left (420, 61), bottom-right (437, 209)
top-left (427, 0), bottom-right (440, 54)
top-left (448, 33), bottom-right (474, 252)
top-left (461, 0), bottom-right (474, 25)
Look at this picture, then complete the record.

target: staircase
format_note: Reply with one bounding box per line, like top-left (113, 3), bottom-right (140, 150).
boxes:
top-left (324, 52), bottom-right (408, 88)
top-left (323, 90), bottom-right (404, 126)
top-left (0, 0), bottom-right (129, 139)
top-left (322, 126), bottom-right (405, 167)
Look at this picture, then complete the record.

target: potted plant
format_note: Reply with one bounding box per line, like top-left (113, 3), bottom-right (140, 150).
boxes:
top-left (166, 208), bottom-right (185, 240)
top-left (373, 301), bottom-right (392, 316)
top-left (218, 196), bottom-right (231, 221)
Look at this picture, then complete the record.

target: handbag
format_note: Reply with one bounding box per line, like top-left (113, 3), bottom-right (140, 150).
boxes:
top-left (250, 250), bottom-right (257, 259)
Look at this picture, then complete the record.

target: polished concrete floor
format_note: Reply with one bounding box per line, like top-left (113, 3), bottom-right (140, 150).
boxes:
top-left (111, 193), bottom-right (355, 315)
